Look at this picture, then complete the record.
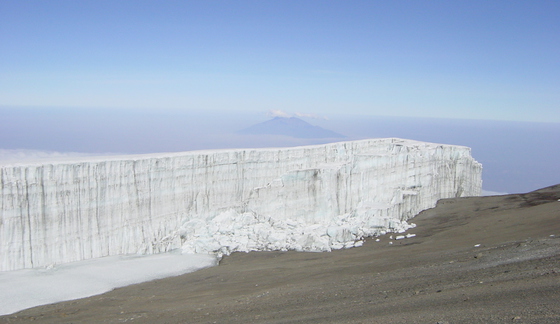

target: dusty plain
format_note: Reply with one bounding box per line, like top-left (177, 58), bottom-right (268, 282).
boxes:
top-left (1, 185), bottom-right (559, 324)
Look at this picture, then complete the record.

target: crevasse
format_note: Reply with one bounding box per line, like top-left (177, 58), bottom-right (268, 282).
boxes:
top-left (0, 138), bottom-right (482, 271)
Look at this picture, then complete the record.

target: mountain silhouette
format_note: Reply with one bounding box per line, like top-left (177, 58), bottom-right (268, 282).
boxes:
top-left (238, 117), bottom-right (345, 139)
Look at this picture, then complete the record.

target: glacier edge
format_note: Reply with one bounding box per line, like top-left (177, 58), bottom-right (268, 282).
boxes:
top-left (0, 138), bottom-right (482, 271)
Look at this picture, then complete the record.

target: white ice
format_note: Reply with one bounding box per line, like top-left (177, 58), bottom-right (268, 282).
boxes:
top-left (0, 251), bottom-right (217, 316)
top-left (0, 138), bottom-right (482, 272)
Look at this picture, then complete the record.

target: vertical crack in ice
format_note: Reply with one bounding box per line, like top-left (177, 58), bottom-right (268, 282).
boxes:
top-left (24, 168), bottom-right (33, 268)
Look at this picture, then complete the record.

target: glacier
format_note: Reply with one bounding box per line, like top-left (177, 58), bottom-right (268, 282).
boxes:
top-left (0, 138), bottom-right (482, 271)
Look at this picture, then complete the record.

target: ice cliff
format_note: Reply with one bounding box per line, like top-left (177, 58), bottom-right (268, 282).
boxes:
top-left (0, 138), bottom-right (482, 271)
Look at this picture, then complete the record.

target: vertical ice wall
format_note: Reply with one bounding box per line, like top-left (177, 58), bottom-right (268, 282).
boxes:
top-left (0, 138), bottom-right (482, 271)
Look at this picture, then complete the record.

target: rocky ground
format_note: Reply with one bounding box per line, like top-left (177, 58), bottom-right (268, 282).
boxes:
top-left (1, 185), bottom-right (559, 324)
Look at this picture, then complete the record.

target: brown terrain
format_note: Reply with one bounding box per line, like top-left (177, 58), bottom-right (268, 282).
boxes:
top-left (1, 184), bottom-right (559, 324)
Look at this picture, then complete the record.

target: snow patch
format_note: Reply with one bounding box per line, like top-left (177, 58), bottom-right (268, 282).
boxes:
top-left (0, 251), bottom-right (216, 316)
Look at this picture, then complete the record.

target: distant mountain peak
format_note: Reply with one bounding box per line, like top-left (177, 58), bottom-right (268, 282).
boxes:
top-left (238, 117), bottom-right (345, 139)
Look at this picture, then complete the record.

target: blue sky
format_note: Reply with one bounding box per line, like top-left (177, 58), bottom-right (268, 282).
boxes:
top-left (1, 0), bottom-right (559, 122)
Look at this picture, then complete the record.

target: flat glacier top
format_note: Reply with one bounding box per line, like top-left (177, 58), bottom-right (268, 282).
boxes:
top-left (0, 138), bottom-right (464, 167)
